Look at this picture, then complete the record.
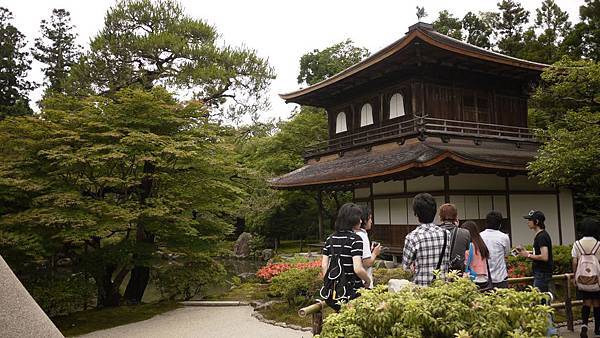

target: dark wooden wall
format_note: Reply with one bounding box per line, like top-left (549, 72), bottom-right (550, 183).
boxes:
top-left (325, 64), bottom-right (530, 139)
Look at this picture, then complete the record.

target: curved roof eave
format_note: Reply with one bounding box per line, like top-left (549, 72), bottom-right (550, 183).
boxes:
top-left (280, 28), bottom-right (549, 102)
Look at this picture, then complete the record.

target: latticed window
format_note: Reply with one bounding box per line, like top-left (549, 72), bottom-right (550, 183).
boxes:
top-left (389, 93), bottom-right (405, 119)
top-left (360, 103), bottom-right (374, 126)
top-left (335, 112), bottom-right (347, 133)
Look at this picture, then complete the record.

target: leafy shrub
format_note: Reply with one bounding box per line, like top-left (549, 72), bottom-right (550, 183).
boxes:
top-left (372, 267), bottom-right (413, 286)
top-left (315, 276), bottom-right (553, 338)
top-left (30, 273), bottom-right (96, 317)
top-left (269, 267), bottom-right (321, 306)
top-left (552, 245), bottom-right (572, 274)
top-left (153, 256), bottom-right (226, 301)
top-left (256, 260), bottom-right (320, 281)
top-left (507, 245), bottom-right (573, 277)
top-left (249, 234), bottom-right (267, 258)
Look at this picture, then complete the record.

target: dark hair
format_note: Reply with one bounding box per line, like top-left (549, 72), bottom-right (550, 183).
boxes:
top-left (412, 193), bottom-right (437, 224)
top-left (335, 203), bottom-right (362, 231)
top-left (360, 205), bottom-right (372, 229)
top-left (439, 203), bottom-right (458, 223)
top-left (534, 218), bottom-right (546, 229)
top-left (580, 218), bottom-right (599, 239)
top-left (485, 210), bottom-right (503, 230)
top-left (461, 221), bottom-right (489, 259)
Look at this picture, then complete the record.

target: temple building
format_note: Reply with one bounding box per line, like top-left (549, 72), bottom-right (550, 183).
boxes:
top-left (271, 23), bottom-right (575, 252)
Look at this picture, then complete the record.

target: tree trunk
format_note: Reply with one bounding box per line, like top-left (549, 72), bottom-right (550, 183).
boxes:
top-left (123, 161), bottom-right (155, 304)
top-left (97, 265), bottom-right (120, 308)
top-left (123, 266), bottom-right (150, 304)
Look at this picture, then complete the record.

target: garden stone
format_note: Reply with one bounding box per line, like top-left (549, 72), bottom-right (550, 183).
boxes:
top-left (261, 249), bottom-right (274, 261)
top-left (384, 260), bottom-right (399, 269)
top-left (237, 272), bottom-right (255, 281)
top-left (264, 319), bottom-right (275, 325)
top-left (302, 327), bottom-right (312, 332)
top-left (233, 232), bottom-right (253, 257)
top-left (388, 279), bottom-right (413, 293)
top-left (275, 322), bottom-right (286, 327)
top-left (288, 324), bottom-right (302, 331)
top-left (56, 257), bottom-right (72, 267)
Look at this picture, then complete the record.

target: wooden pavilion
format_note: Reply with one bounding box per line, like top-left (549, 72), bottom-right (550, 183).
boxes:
top-left (271, 22), bottom-right (575, 252)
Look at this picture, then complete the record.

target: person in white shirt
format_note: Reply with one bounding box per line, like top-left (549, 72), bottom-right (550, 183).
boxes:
top-left (480, 210), bottom-right (510, 288)
top-left (355, 206), bottom-right (381, 288)
top-left (571, 218), bottom-right (600, 338)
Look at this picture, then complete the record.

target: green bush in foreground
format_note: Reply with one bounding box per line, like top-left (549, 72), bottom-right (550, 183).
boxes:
top-left (269, 267), bottom-right (321, 306)
top-left (316, 276), bottom-right (552, 338)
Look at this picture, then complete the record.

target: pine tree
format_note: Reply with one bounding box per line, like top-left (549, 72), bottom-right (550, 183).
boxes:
top-left (462, 12), bottom-right (494, 49)
top-left (0, 7), bottom-right (34, 119)
top-left (562, 0), bottom-right (600, 61)
top-left (69, 0), bottom-right (274, 122)
top-left (433, 10), bottom-right (463, 40)
top-left (532, 0), bottom-right (571, 63)
top-left (494, 0), bottom-right (530, 57)
top-left (32, 9), bottom-right (81, 95)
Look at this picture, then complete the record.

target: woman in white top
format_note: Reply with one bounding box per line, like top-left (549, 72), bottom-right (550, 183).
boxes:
top-left (572, 218), bottom-right (600, 338)
top-left (355, 206), bottom-right (381, 288)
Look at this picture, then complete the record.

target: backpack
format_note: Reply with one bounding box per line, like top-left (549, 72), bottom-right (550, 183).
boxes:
top-left (446, 227), bottom-right (463, 272)
top-left (575, 240), bottom-right (600, 292)
top-left (319, 236), bottom-right (357, 307)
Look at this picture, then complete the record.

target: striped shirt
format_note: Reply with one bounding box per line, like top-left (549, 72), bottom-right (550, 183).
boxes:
top-left (322, 231), bottom-right (364, 291)
top-left (402, 223), bottom-right (451, 286)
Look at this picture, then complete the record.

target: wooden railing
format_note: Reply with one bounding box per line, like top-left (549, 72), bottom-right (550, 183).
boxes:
top-left (304, 116), bottom-right (539, 158)
top-left (299, 272), bottom-right (579, 335)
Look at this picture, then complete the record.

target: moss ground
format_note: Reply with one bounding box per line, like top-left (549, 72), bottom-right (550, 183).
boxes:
top-left (52, 302), bottom-right (180, 337)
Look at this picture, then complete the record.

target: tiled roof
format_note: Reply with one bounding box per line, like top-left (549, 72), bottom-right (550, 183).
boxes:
top-left (270, 139), bottom-right (536, 189)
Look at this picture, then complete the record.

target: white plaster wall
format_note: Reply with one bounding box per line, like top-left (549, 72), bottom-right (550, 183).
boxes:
top-left (406, 175), bottom-right (444, 192)
top-left (354, 187), bottom-right (371, 199)
top-left (478, 195), bottom-right (493, 219)
top-left (509, 175), bottom-right (554, 191)
top-left (374, 199), bottom-right (390, 225)
top-left (492, 195), bottom-right (508, 217)
top-left (509, 194), bottom-right (560, 246)
top-left (450, 195), bottom-right (466, 220)
top-left (449, 174), bottom-right (505, 190)
top-left (372, 181), bottom-right (404, 195)
top-left (559, 189), bottom-right (576, 244)
top-left (390, 198), bottom-right (408, 225)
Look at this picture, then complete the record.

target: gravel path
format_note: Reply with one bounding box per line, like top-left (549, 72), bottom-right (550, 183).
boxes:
top-left (78, 306), bottom-right (312, 338)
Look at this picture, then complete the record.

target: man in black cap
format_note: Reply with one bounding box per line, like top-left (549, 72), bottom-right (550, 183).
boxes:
top-left (517, 210), bottom-right (554, 292)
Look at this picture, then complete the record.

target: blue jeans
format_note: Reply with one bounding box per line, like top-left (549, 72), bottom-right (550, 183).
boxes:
top-left (533, 271), bottom-right (552, 293)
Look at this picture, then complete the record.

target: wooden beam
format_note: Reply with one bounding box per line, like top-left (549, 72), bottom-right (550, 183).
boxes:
top-left (505, 176), bottom-right (512, 243)
top-left (556, 188), bottom-right (563, 245)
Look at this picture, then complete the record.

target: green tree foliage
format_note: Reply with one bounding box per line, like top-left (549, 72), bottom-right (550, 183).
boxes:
top-left (462, 12), bottom-right (494, 49)
top-left (562, 0), bottom-right (600, 61)
top-left (238, 108), bottom-right (329, 246)
top-left (0, 7), bottom-right (34, 119)
top-left (433, 10), bottom-right (463, 40)
top-left (494, 0), bottom-right (530, 57)
top-left (33, 9), bottom-right (81, 95)
top-left (0, 88), bottom-right (242, 307)
top-left (297, 39), bottom-right (370, 86)
top-left (533, 0), bottom-right (571, 63)
top-left (529, 59), bottom-right (600, 220)
top-left (70, 0), bottom-right (274, 121)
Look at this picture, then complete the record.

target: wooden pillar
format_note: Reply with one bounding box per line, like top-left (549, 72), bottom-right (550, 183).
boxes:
top-left (317, 190), bottom-right (324, 242)
top-left (556, 188), bottom-right (563, 245)
top-left (369, 183), bottom-right (374, 219)
top-left (444, 174), bottom-right (450, 203)
top-left (505, 176), bottom-right (512, 243)
top-left (379, 93), bottom-right (384, 125)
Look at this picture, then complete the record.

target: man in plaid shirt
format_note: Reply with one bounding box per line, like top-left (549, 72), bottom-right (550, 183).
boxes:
top-left (402, 193), bottom-right (451, 286)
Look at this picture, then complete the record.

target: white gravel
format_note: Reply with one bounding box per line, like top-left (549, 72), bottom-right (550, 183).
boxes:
top-left (78, 306), bottom-right (312, 338)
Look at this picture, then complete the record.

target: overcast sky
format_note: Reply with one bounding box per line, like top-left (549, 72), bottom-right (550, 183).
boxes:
top-left (6, 0), bottom-right (584, 123)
